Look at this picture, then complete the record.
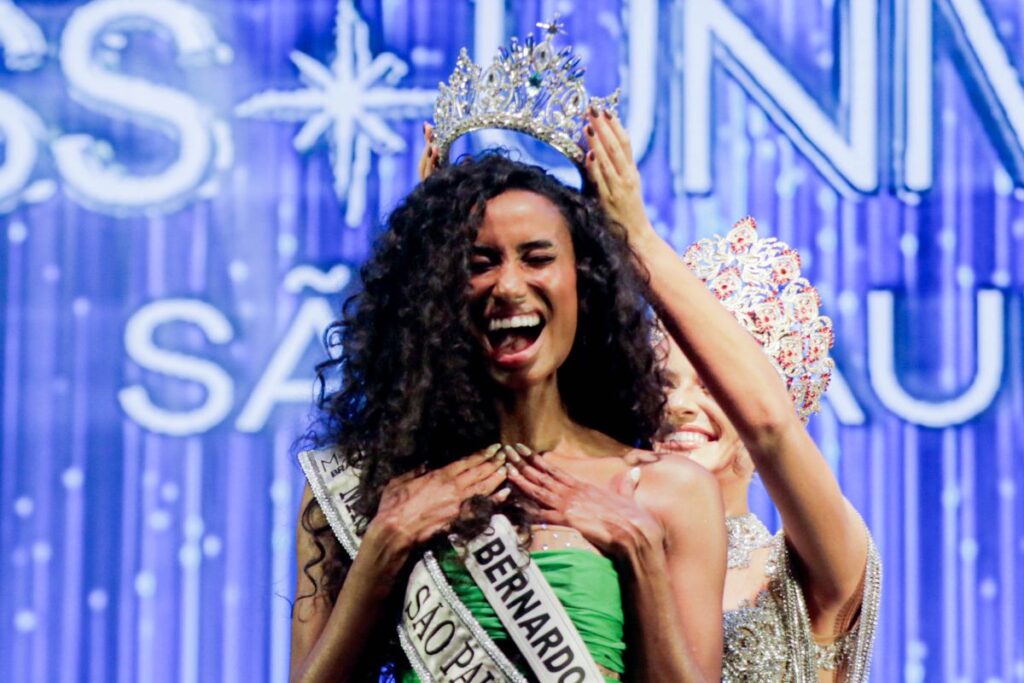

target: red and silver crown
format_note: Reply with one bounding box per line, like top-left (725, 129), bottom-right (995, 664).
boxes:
top-left (683, 217), bottom-right (834, 421)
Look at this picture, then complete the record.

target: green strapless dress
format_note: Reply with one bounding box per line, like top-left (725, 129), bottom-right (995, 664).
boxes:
top-left (401, 549), bottom-right (625, 682)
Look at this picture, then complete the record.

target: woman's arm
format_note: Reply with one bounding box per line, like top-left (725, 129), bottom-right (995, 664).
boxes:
top-left (585, 111), bottom-right (867, 624)
top-left (635, 457), bottom-right (726, 681)
top-left (510, 452), bottom-right (724, 682)
top-left (290, 446), bottom-right (509, 682)
top-left (289, 484), bottom-right (409, 683)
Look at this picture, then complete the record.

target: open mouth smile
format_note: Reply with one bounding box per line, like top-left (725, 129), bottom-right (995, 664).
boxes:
top-left (483, 311), bottom-right (546, 366)
top-left (655, 428), bottom-right (717, 452)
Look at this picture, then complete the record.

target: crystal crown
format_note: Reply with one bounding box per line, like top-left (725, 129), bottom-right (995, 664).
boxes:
top-left (683, 217), bottom-right (835, 422)
top-left (432, 17), bottom-right (619, 164)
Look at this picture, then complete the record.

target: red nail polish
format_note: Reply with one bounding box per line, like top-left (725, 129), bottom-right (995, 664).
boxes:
top-left (585, 125), bottom-right (594, 136)
top-left (603, 109), bottom-right (612, 119)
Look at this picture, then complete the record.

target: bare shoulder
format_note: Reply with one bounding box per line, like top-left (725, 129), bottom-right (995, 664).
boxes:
top-left (630, 452), bottom-right (725, 552)
top-left (295, 483), bottom-right (322, 565)
top-left (296, 481), bottom-right (322, 529)
top-left (295, 483), bottom-right (333, 567)
top-left (299, 480), bottom-right (315, 510)
top-left (633, 451), bottom-right (720, 515)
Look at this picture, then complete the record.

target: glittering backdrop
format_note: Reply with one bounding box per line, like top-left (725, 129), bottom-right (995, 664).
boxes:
top-left (1, 0), bottom-right (1022, 681)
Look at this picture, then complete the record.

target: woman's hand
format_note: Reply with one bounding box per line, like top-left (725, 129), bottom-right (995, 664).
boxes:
top-left (417, 121), bottom-right (440, 181)
top-left (584, 109), bottom-right (652, 238)
top-left (506, 446), bottom-right (663, 559)
top-left (290, 448), bottom-right (508, 683)
top-left (365, 443), bottom-right (510, 566)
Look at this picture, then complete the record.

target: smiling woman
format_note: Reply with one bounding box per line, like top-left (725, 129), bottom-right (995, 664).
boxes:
top-left (468, 190), bottom-right (578, 385)
top-left (288, 153), bottom-right (726, 682)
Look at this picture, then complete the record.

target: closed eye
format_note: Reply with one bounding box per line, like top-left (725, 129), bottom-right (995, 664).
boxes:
top-left (470, 258), bottom-right (495, 274)
top-left (470, 248), bottom-right (500, 274)
top-left (517, 240), bottom-right (556, 266)
top-left (524, 253), bottom-right (555, 266)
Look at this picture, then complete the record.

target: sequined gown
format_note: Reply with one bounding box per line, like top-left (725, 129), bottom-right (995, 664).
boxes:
top-left (721, 528), bottom-right (882, 682)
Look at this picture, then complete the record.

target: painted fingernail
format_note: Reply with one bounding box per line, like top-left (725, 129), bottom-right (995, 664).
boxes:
top-left (588, 105), bottom-right (597, 116)
top-left (507, 463), bottom-right (520, 477)
top-left (514, 443), bottom-right (532, 457)
top-left (603, 109), bottom-right (612, 119)
top-left (484, 443), bottom-right (502, 459)
top-left (495, 487), bottom-right (511, 501)
top-left (587, 151), bottom-right (594, 162)
top-left (585, 124), bottom-right (594, 136)
top-left (501, 445), bottom-right (520, 463)
top-left (495, 450), bottom-right (507, 465)
top-left (498, 465), bottom-right (508, 477)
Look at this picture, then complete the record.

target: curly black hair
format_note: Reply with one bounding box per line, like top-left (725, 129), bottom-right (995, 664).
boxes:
top-left (297, 151), bottom-right (667, 674)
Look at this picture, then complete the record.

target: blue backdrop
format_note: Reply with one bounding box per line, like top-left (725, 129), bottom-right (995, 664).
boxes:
top-left (1, 1), bottom-right (1022, 681)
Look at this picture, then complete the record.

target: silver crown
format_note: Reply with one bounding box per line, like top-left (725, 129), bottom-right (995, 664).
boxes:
top-left (432, 17), bottom-right (619, 164)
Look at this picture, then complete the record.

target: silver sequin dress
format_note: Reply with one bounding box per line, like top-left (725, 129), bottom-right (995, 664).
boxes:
top-left (721, 529), bottom-right (882, 682)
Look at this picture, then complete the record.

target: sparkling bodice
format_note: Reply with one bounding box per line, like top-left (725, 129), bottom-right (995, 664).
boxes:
top-left (722, 528), bottom-right (881, 682)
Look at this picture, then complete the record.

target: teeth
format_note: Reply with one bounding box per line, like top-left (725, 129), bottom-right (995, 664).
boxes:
top-left (488, 313), bottom-right (542, 331)
top-left (665, 431), bottom-right (710, 445)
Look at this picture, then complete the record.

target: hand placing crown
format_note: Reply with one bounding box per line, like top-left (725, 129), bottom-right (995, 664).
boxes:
top-left (431, 16), bottom-right (620, 165)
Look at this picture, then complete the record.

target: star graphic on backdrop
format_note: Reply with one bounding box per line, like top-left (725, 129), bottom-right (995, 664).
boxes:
top-left (235, 0), bottom-right (436, 226)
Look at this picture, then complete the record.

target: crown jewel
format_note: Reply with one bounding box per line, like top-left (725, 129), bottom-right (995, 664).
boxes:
top-left (683, 217), bottom-right (835, 421)
top-left (432, 17), bottom-right (619, 164)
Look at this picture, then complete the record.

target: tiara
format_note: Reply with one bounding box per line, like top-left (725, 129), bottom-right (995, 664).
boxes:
top-left (432, 17), bottom-right (619, 165)
top-left (683, 217), bottom-right (835, 422)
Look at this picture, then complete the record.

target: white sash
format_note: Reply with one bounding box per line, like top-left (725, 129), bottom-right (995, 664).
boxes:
top-left (298, 449), bottom-right (605, 682)
top-left (400, 549), bottom-right (526, 682)
top-left (299, 448), bottom-right (364, 556)
top-left (460, 515), bottom-right (605, 682)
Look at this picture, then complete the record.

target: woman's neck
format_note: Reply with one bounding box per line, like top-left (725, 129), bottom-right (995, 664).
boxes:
top-left (495, 379), bottom-right (574, 452)
top-left (720, 476), bottom-right (752, 517)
